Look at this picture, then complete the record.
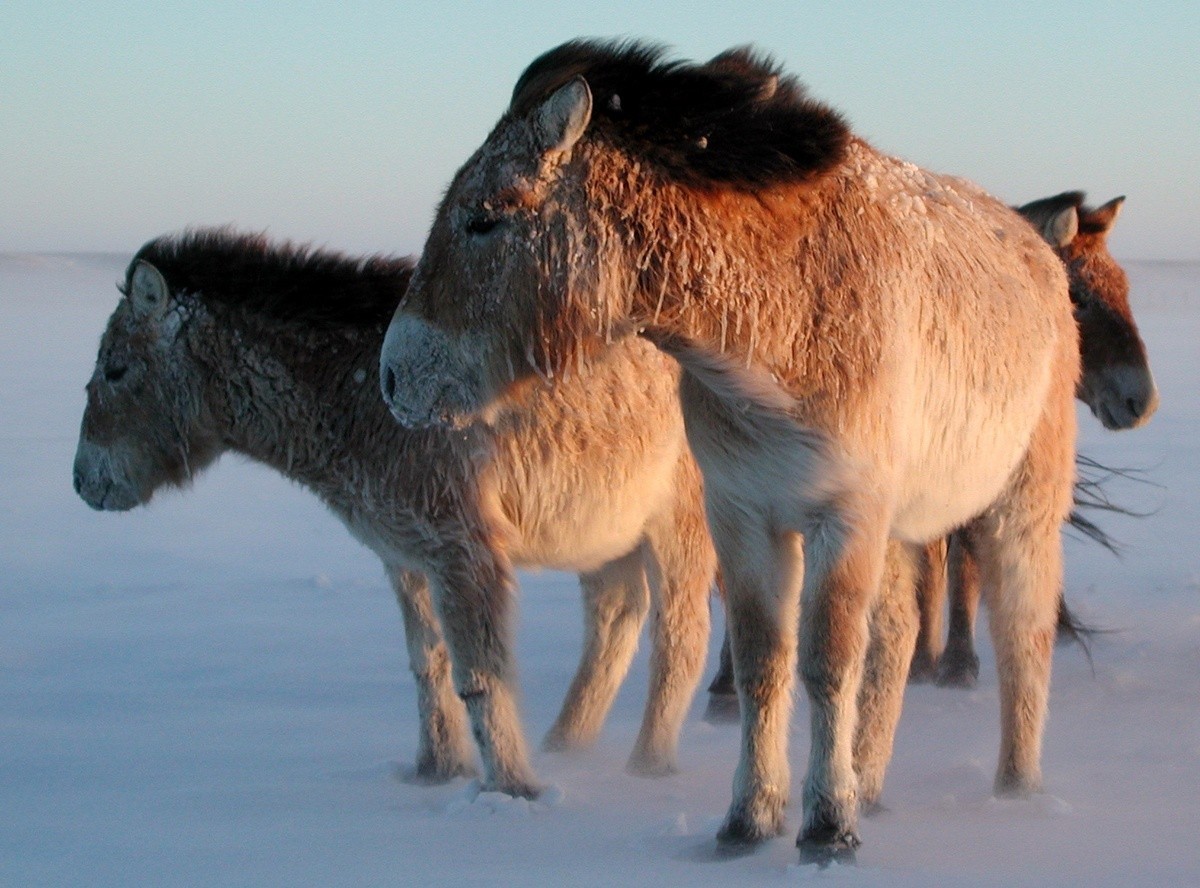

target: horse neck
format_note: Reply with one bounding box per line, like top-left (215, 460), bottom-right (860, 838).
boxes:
top-left (594, 148), bottom-right (845, 365)
top-left (188, 300), bottom-right (397, 492)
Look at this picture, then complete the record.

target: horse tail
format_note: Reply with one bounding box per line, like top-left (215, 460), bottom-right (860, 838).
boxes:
top-left (639, 326), bottom-right (856, 525)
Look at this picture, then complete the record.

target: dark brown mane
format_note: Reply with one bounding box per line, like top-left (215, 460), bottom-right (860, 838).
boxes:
top-left (510, 39), bottom-right (851, 191)
top-left (123, 228), bottom-right (414, 327)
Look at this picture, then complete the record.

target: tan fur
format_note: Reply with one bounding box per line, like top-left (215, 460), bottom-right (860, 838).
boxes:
top-left (381, 51), bottom-right (1080, 860)
top-left (73, 248), bottom-right (716, 795)
top-left (914, 193), bottom-right (1158, 689)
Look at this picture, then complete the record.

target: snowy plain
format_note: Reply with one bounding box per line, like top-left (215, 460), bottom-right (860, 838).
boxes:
top-left (1, 253), bottom-right (1198, 887)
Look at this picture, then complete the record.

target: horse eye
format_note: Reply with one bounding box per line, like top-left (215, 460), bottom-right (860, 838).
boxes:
top-left (465, 213), bottom-right (502, 236)
top-left (104, 364), bottom-right (128, 383)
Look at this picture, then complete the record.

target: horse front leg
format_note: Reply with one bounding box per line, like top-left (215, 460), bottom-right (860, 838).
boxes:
top-left (937, 531), bottom-right (982, 688)
top-left (388, 566), bottom-right (476, 783)
top-left (908, 538), bottom-right (947, 683)
top-left (426, 541), bottom-right (541, 799)
top-left (797, 503), bottom-right (890, 865)
top-left (542, 547), bottom-right (649, 754)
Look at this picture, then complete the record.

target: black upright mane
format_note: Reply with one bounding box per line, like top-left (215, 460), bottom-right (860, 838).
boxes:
top-left (509, 39), bottom-right (851, 191)
top-left (124, 229), bottom-right (414, 327)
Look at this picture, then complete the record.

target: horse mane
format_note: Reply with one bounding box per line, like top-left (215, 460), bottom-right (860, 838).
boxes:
top-left (510, 39), bottom-right (851, 191)
top-left (123, 228), bottom-right (414, 327)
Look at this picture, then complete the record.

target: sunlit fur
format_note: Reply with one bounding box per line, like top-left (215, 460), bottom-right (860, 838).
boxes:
top-left (73, 230), bottom-right (717, 793)
top-left (911, 193), bottom-right (1160, 688)
top-left (382, 40), bottom-right (1079, 860)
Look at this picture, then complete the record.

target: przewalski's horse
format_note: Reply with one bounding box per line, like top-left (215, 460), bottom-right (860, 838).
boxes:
top-left (911, 191), bottom-right (1159, 687)
top-left (72, 230), bottom-right (716, 792)
top-left (379, 41), bottom-right (1079, 862)
top-left (708, 190), bottom-right (1159, 702)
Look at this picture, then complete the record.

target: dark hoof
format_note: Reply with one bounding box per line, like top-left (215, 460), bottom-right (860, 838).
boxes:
top-left (935, 651), bottom-right (980, 689)
top-left (907, 651), bottom-right (939, 685)
top-left (703, 692), bottom-right (740, 724)
top-left (716, 810), bottom-right (784, 847)
top-left (797, 829), bottom-right (861, 867)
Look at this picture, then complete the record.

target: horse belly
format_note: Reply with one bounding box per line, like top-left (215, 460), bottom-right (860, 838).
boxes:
top-left (890, 343), bottom-right (1055, 543)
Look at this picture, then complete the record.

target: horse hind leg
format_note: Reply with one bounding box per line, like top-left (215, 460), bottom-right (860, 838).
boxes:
top-left (796, 497), bottom-right (891, 865)
top-left (936, 531), bottom-right (983, 688)
top-left (542, 547), bottom-right (649, 754)
top-left (710, 507), bottom-right (803, 846)
top-left (388, 567), bottom-right (476, 782)
top-left (971, 387), bottom-right (1075, 797)
top-left (854, 541), bottom-right (921, 812)
top-left (627, 464), bottom-right (716, 775)
top-left (908, 538), bottom-right (948, 683)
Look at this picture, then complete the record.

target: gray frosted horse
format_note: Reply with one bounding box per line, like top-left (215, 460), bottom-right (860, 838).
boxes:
top-left (72, 230), bottom-right (716, 791)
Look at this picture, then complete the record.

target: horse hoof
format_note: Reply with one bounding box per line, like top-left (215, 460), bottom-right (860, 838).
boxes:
top-left (935, 651), bottom-right (980, 689)
top-left (797, 829), bottom-right (861, 867)
top-left (716, 806), bottom-right (785, 846)
top-left (907, 650), bottom-right (940, 684)
top-left (625, 752), bottom-right (678, 778)
top-left (702, 692), bottom-right (740, 724)
top-left (481, 776), bottom-right (543, 801)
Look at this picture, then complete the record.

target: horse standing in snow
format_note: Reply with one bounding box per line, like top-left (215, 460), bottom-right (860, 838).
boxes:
top-left (71, 230), bottom-right (716, 791)
top-left (704, 190), bottom-right (1159, 704)
top-left (911, 191), bottom-right (1159, 687)
top-left (379, 41), bottom-right (1079, 862)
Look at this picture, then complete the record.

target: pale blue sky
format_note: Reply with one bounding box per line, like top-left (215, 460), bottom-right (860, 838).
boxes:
top-left (2, 1), bottom-right (1197, 260)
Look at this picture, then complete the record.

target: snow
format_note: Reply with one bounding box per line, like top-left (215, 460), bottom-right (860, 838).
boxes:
top-left (2, 254), bottom-right (1199, 886)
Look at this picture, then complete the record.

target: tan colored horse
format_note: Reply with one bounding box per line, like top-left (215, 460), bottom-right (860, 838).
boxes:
top-left (72, 230), bottom-right (715, 792)
top-left (380, 41), bottom-right (1079, 862)
top-left (912, 192), bottom-right (1159, 687)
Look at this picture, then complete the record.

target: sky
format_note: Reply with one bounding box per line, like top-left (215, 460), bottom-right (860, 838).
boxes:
top-left (2, 1), bottom-right (1197, 261)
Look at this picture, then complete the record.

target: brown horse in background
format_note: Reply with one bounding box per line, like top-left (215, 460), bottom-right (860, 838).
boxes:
top-left (379, 41), bottom-right (1079, 862)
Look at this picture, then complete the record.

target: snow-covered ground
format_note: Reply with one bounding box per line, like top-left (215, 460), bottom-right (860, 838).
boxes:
top-left (2, 253), bottom-right (1197, 887)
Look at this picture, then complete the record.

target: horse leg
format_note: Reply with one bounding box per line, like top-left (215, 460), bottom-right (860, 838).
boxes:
top-left (388, 566), bottom-right (476, 782)
top-left (908, 538), bottom-right (947, 683)
top-left (426, 541), bottom-right (541, 799)
top-left (542, 547), bottom-right (649, 753)
top-left (711, 508), bottom-right (803, 845)
top-left (628, 464), bottom-right (716, 775)
top-left (796, 501), bottom-right (890, 864)
top-left (970, 381), bottom-right (1075, 797)
top-left (936, 531), bottom-right (982, 688)
top-left (703, 626), bottom-right (740, 722)
top-left (854, 541), bottom-right (920, 812)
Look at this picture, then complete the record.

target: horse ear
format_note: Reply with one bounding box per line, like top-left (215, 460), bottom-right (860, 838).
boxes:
top-left (130, 261), bottom-right (170, 318)
top-left (533, 76), bottom-right (592, 158)
top-left (1044, 205), bottom-right (1079, 248)
top-left (1084, 196), bottom-right (1125, 233)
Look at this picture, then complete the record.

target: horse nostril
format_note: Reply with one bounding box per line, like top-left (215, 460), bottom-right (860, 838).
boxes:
top-left (72, 468), bottom-right (83, 494)
top-left (1127, 396), bottom-right (1145, 418)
